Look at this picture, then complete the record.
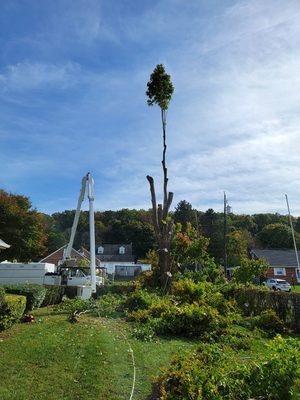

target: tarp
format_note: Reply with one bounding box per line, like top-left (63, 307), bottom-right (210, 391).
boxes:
top-left (0, 239), bottom-right (10, 249)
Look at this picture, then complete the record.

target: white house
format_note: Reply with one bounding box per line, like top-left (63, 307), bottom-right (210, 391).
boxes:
top-left (96, 243), bottom-right (151, 279)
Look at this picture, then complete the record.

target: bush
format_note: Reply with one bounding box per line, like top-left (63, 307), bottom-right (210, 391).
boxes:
top-left (171, 279), bottom-right (207, 302)
top-left (138, 270), bottom-right (160, 288)
top-left (123, 289), bottom-right (158, 312)
top-left (0, 294), bottom-right (26, 331)
top-left (218, 328), bottom-right (253, 350)
top-left (125, 283), bottom-right (235, 340)
top-left (127, 296), bottom-right (173, 323)
top-left (132, 323), bottom-right (156, 342)
top-left (152, 336), bottom-right (300, 400)
top-left (97, 293), bottom-right (126, 317)
top-left (174, 259), bottom-right (226, 285)
top-left (1, 284), bottom-right (47, 311)
top-left (228, 287), bottom-right (300, 332)
top-left (171, 279), bottom-right (236, 316)
top-left (42, 285), bottom-right (64, 306)
top-left (57, 296), bottom-right (94, 314)
top-left (232, 258), bottom-right (269, 286)
top-left (250, 309), bottom-right (287, 337)
top-left (157, 302), bottom-right (230, 338)
top-left (0, 287), bottom-right (5, 303)
top-left (96, 282), bottom-right (139, 297)
top-left (128, 300), bottom-right (232, 339)
top-left (57, 296), bottom-right (97, 322)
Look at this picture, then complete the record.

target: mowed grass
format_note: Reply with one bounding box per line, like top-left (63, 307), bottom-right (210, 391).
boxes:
top-left (293, 285), bottom-right (300, 292)
top-left (0, 309), bottom-right (198, 400)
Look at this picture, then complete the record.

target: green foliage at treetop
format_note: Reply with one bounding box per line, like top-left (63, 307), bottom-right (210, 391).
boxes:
top-left (146, 64), bottom-right (174, 110)
top-left (0, 189), bottom-right (47, 262)
top-left (258, 222), bottom-right (300, 248)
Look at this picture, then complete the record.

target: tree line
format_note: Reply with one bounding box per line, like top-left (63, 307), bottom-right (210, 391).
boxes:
top-left (1, 189), bottom-right (299, 264)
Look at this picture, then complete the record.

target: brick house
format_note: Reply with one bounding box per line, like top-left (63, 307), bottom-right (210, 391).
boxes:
top-left (40, 245), bottom-right (89, 266)
top-left (40, 245), bottom-right (103, 273)
top-left (251, 249), bottom-right (300, 285)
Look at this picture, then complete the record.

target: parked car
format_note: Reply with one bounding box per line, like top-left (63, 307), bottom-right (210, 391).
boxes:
top-left (263, 278), bottom-right (291, 292)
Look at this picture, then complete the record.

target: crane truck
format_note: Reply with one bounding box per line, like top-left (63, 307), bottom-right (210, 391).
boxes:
top-left (56, 172), bottom-right (98, 298)
top-left (0, 173), bottom-right (100, 299)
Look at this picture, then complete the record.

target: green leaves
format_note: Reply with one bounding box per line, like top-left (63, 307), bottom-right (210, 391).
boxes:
top-left (153, 336), bottom-right (300, 399)
top-left (233, 258), bottom-right (269, 286)
top-left (146, 64), bottom-right (174, 110)
top-left (0, 189), bottom-right (47, 262)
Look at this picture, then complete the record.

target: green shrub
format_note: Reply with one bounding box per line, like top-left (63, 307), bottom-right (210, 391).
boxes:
top-left (227, 287), bottom-right (300, 332)
top-left (171, 279), bottom-right (207, 302)
top-left (129, 301), bottom-right (231, 339)
top-left (96, 282), bottom-right (139, 297)
top-left (0, 287), bottom-right (5, 303)
top-left (125, 284), bottom-right (234, 339)
top-left (132, 323), bottom-right (156, 342)
top-left (57, 296), bottom-right (97, 322)
top-left (123, 289), bottom-right (158, 312)
top-left (97, 293), bottom-right (126, 317)
top-left (250, 309), bottom-right (287, 337)
top-left (171, 279), bottom-right (236, 316)
top-left (126, 296), bottom-right (173, 323)
top-left (152, 336), bottom-right (300, 400)
top-left (174, 260), bottom-right (226, 285)
top-left (157, 302), bottom-right (230, 338)
top-left (57, 296), bottom-right (94, 314)
top-left (1, 284), bottom-right (47, 311)
top-left (218, 328), bottom-right (253, 350)
top-left (0, 294), bottom-right (26, 331)
top-left (42, 285), bottom-right (64, 306)
top-left (232, 258), bottom-right (269, 286)
top-left (138, 270), bottom-right (160, 288)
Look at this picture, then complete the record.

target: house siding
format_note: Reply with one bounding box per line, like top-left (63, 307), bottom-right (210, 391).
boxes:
top-left (266, 267), bottom-right (298, 285)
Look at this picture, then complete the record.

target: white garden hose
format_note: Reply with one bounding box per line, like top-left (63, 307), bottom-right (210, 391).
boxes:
top-left (119, 330), bottom-right (136, 400)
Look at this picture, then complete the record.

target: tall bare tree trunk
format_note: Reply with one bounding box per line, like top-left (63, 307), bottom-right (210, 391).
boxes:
top-left (147, 108), bottom-right (173, 287)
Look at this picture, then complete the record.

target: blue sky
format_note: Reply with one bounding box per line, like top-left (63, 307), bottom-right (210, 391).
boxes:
top-left (1, 0), bottom-right (300, 215)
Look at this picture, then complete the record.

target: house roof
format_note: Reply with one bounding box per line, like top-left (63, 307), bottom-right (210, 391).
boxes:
top-left (96, 243), bottom-right (135, 262)
top-left (97, 243), bottom-right (133, 255)
top-left (77, 247), bottom-right (102, 267)
top-left (40, 245), bottom-right (105, 269)
top-left (40, 245), bottom-right (90, 266)
top-left (251, 249), bottom-right (300, 267)
top-left (0, 239), bottom-right (10, 249)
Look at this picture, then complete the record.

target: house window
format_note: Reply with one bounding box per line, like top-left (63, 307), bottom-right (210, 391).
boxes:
top-left (98, 246), bottom-right (104, 254)
top-left (274, 267), bottom-right (286, 276)
top-left (119, 246), bottom-right (125, 255)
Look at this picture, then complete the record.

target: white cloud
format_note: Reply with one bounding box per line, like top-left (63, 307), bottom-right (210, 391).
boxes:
top-left (0, 62), bottom-right (80, 91)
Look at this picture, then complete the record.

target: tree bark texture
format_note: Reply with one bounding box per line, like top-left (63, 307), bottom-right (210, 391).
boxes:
top-left (147, 109), bottom-right (174, 287)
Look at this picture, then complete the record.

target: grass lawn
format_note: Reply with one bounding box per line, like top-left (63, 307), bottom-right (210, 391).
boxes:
top-left (292, 285), bottom-right (300, 292)
top-left (0, 309), bottom-right (198, 400)
top-left (0, 307), bottom-right (299, 399)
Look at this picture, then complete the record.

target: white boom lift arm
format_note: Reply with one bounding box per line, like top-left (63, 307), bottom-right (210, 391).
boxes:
top-left (63, 173), bottom-right (97, 293)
